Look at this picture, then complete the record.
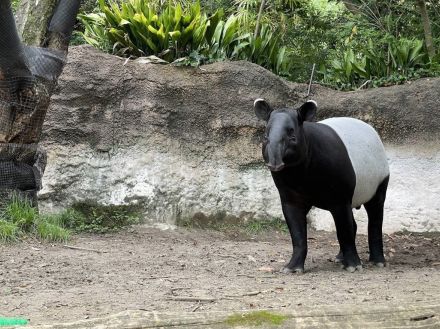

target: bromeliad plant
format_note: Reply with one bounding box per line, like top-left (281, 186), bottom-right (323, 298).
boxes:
top-left (80, 0), bottom-right (216, 60)
top-left (79, 0), bottom-right (289, 73)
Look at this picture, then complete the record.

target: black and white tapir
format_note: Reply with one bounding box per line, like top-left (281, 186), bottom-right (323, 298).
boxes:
top-left (254, 99), bottom-right (389, 273)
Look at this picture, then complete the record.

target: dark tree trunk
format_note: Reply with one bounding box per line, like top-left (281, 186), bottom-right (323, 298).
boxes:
top-left (0, 0), bottom-right (81, 205)
top-left (416, 0), bottom-right (435, 59)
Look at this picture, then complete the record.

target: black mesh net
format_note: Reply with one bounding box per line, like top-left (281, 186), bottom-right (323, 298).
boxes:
top-left (0, 0), bottom-right (79, 206)
top-left (48, 0), bottom-right (82, 42)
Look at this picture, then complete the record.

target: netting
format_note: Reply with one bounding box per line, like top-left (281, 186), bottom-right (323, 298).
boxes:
top-left (0, 0), bottom-right (79, 205)
top-left (48, 0), bottom-right (82, 42)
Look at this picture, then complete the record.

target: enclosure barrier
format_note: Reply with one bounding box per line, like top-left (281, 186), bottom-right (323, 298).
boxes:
top-left (0, 0), bottom-right (80, 206)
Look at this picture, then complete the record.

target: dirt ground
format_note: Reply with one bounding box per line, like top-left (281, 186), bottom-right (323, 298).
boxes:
top-left (1, 225), bottom-right (439, 326)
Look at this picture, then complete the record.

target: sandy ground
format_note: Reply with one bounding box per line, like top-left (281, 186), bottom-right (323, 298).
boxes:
top-left (0, 226), bottom-right (439, 326)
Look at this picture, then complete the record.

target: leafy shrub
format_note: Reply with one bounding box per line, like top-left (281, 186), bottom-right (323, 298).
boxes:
top-left (237, 24), bottom-right (289, 75)
top-left (76, 0), bottom-right (440, 89)
top-left (321, 37), bottom-right (433, 90)
top-left (66, 202), bottom-right (142, 233)
top-left (80, 0), bottom-right (227, 60)
top-left (79, 0), bottom-right (288, 73)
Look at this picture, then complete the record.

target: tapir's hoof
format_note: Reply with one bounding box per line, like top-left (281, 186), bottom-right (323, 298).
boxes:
top-left (344, 265), bottom-right (363, 273)
top-left (335, 254), bottom-right (344, 263)
top-left (373, 262), bottom-right (386, 268)
top-left (280, 267), bottom-right (304, 274)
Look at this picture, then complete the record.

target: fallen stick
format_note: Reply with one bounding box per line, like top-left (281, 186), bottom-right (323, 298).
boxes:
top-left (191, 304), bottom-right (201, 312)
top-left (226, 291), bottom-right (262, 298)
top-left (167, 297), bottom-right (219, 302)
top-left (63, 245), bottom-right (108, 253)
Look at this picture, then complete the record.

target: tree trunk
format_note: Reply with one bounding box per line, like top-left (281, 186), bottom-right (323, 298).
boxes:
top-left (0, 0), bottom-right (80, 204)
top-left (254, 0), bottom-right (266, 39)
top-left (16, 0), bottom-right (59, 47)
top-left (416, 0), bottom-right (435, 59)
top-left (341, 0), bottom-right (361, 14)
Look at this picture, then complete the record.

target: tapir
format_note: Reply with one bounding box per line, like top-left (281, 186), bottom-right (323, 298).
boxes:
top-left (254, 99), bottom-right (389, 273)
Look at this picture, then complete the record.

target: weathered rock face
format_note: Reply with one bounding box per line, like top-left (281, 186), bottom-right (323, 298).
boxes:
top-left (40, 45), bottom-right (440, 233)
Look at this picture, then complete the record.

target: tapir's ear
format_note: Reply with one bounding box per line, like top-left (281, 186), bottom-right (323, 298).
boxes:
top-left (297, 100), bottom-right (317, 124)
top-left (254, 98), bottom-right (274, 121)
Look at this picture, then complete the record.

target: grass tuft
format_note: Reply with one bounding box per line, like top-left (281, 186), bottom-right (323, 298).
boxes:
top-left (178, 213), bottom-right (288, 237)
top-left (0, 197), bottom-right (144, 243)
top-left (225, 311), bottom-right (288, 327)
top-left (244, 218), bottom-right (288, 235)
top-left (0, 195), bottom-right (69, 243)
top-left (0, 220), bottom-right (20, 242)
top-left (3, 196), bottom-right (37, 231)
top-left (35, 219), bottom-right (70, 242)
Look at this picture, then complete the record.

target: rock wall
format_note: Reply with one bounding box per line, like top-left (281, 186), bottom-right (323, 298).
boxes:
top-left (40, 45), bottom-right (440, 233)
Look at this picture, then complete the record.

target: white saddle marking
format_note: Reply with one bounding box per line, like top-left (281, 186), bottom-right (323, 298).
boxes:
top-left (320, 117), bottom-right (389, 208)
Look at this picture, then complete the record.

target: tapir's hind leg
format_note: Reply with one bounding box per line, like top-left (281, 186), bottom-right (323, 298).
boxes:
top-left (364, 176), bottom-right (389, 266)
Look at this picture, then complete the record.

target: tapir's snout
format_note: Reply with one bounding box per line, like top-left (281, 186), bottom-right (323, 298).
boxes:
top-left (267, 162), bottom-right (285, 172)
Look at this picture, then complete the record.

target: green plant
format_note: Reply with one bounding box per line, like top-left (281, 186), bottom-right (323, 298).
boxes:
top-left (0, 196), bottom-right (70, 243)
top-left (177, 213), bottom-right (288, 236)
top-left (79, 0), bottom-right (288, 73)
top-left (320, 47), bottom-right (367, 89)
top-left (0, 196), bottom-right (145, 242)
top-left (237, 23), bottom-right (289, 74)
top-left (11, 0), bottom-right (21, 12)
top-left (321, 36), bottom-right (431, 89)
top-left (78, 12), bottom-right (113, 51)
top-left (0, 220), bottom-right (19, 242)
top-left (67, 202), bottom-right (142, 233)
top-left (35, 220), bottom-right (70, 242)
top-left (80, 0), bottom-right (223, 60)
top-left (225, 311), bottom-right (288, 327)
top-left (3, 196), bottom-right (38, 232)
top-left (244, 217), bottom-right (288, 234)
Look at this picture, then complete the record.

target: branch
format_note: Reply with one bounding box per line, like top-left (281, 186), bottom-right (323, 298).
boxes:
top-left (0, 0), bottom-right (32, 79)
top-left (46, 0), bottom-right (82, 51)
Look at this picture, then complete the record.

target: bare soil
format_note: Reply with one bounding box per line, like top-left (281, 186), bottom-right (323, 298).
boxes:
top-left (1, 226), bottom-right (439, 326)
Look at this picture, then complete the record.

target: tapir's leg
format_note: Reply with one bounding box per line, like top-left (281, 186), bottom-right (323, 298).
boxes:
top-left (364, 176), bottom-right (389, 266)
top-left (335, 217), bottom-right (357, 263)
top-left (280, 203), bottom-right (310, 274)
top-left (331, 204), bottom-right (362, 272)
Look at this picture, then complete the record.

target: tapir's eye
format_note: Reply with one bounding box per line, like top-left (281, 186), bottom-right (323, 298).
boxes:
top-left (287, 128), bottom-right (295, 140)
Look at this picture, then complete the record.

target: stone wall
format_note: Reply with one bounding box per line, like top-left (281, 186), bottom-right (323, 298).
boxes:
top-left (39, 45), bottom-right (440, 233)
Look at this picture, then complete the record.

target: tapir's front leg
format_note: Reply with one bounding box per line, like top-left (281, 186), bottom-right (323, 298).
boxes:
top-left (280, 203), bottom-right (310, 274)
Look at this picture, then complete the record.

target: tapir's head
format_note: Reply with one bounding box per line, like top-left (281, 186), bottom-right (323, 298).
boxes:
top-left (254, 99), bottom-right (317, 172)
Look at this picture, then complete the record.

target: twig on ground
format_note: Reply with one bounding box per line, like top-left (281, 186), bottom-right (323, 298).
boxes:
top-left (237, 274), bottom-right (255, 278)
top-left (217, 254), bottom-right (237, 259)
top-left (191, 303), bottom-right (201, 312)
top-left (63, 245), bottom-right (108, 254)
top-left (167, 297), bottom-right (219, 302)
top-left (226, 291), bottom-right (263, 298)
top-left (170, 287), bottom-right (188, 295)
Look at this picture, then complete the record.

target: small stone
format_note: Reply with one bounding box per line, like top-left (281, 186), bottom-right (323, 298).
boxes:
top-left (258, 266), bottom-right (275, 273)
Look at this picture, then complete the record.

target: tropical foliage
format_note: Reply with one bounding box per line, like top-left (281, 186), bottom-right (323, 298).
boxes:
top-left (79, 0), bottom-right (289, 74)
top-left (76, 0), bottom-right (440, 90)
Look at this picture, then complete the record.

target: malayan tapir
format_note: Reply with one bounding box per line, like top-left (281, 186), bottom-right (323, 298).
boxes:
top-left (254, 99), bottom-right (389, 273)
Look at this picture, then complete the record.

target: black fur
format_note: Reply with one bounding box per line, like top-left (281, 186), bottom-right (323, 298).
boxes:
top-left (254, 99), bottom-right (388, 272)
